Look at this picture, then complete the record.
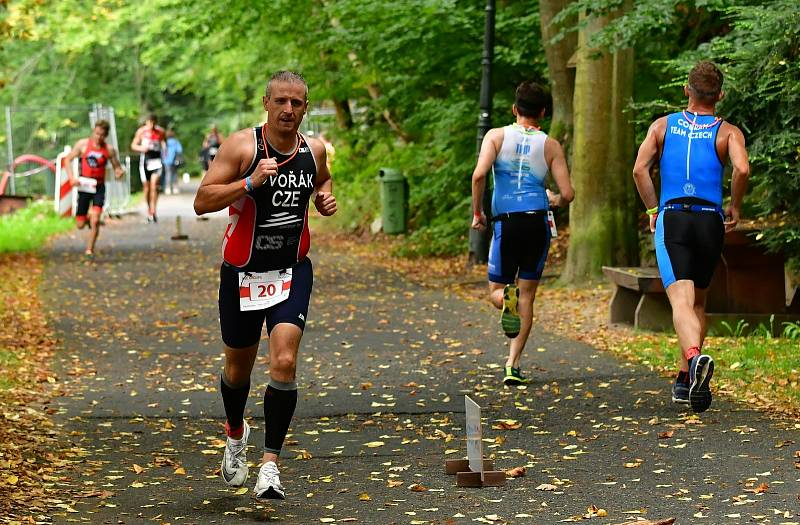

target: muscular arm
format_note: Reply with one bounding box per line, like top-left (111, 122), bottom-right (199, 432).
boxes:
top-left (471, 128), bottom-right (503, 217)
top-left (632, 118), bottom-right (665, 211)
top-left (107, 146), bottom-right (125, 178)
top-left (194, 130), bottom-right (261, 215)
top-left (64, 139), bottom-right (86, 183)
top-left (130, 128), bottom-right (146, 153)
top-left (310, 138), bottom-right (337, 216)
top-left (544, 137), bottom-right (574, 207)
top-left (724, 124), bottom-right (750, 231)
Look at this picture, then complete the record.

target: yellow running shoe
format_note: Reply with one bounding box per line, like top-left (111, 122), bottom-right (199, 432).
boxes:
top-left (501, 284), bottom-right (520, 338)
top-left (503, 366), bottom-right (529, 385)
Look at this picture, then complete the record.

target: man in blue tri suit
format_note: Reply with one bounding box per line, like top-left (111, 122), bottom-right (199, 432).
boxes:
top-left (633, 61), bottom-right (750, 413)
top-left (471, 81), bottom-right (574, 386)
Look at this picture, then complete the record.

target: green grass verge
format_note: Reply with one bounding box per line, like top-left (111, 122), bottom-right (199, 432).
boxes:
top-left (623, 333), bottom-right (800, 407)
top-left (0, 349), bottom-right (21, 391)
top-left (0, 200), bottom-right (73, 253)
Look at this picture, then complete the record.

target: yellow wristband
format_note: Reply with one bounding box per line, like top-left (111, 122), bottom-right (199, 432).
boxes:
top-left (646, 206), bottom-right (659, 216)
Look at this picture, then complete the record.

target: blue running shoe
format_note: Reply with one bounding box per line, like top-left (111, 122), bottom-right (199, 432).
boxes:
top-left (671, 377), bottom-right (689, 404)
top-left (688, 354), bottom-right (714, 413)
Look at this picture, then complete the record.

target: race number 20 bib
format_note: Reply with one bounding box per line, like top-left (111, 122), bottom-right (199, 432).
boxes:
top-left (145, 158), bottom-right (163, 171)
top-left (238, 269), bottom-right (292, 312)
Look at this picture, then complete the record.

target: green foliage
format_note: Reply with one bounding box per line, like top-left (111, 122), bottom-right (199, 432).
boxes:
top-left (782, 321), bottom-right (800, 340)
top-left (719, 318), bottom-right (749, 338)
top-left (3, 0), bottom-right (797, 260)
top-left (713, 2), bottom-right (800, 263)
top-left (0, 200), bottom-right (73, 253)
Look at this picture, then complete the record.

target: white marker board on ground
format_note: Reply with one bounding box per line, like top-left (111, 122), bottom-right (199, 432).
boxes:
top-left (465, 395), bottom-right (484, 481)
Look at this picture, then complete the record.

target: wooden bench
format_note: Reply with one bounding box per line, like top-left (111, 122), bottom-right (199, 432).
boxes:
top-left (603, 230), bottom-right (800, 334)
top-left (602, 266), bottom-right (672, 331)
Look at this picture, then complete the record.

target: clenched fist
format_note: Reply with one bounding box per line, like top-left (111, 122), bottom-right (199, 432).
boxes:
top-left (250, 158), bottom-right (278, 188)
top-left (314, 191), bottom-right (337, 216)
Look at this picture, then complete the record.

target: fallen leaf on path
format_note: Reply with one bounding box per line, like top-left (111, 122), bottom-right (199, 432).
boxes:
top-left (504, 466), bottom-right (526, 478)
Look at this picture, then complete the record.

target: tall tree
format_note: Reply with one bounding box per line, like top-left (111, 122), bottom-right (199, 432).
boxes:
top-left (563, 2), bottom-right (639, 281)
top-left (539, 0), bottom-right (577, 145)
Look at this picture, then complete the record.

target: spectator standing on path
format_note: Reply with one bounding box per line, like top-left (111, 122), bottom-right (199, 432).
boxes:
top-left (193, 70), bottom-right (337, 501)
top-left (470, 81), bottom-right (574, 386)
top-left (130, 114), bottom-right (166, 223)
top-left (163, 128), bottom-right (184, 195)
top-left (64, 120), bottom-right (125, 257)
top-left (632, 61), bottom-right (750, 413)
top-left (201, 124), bottom-right (224, 177)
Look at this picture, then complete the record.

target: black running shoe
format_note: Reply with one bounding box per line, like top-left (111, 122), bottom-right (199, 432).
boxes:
top-left (688, 354), bottom-right (714, 413)
top-left (671, 377), bottom-right (689, 405)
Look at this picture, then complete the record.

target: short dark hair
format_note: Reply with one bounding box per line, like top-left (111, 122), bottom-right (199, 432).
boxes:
top-left (265, 70), bottom-right (308, 99)
top-left (146, 113), bottom-right (158, 124)
top-left (688, 61), bottom-right (723, 103)
top-left (514, 82), bottom-right (547, 117)
top-left (94, 120), bottom-right (110, 134)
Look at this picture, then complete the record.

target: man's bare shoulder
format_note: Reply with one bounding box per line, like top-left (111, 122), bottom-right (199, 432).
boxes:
top-left (305, 136), bottom-right (325, 155)
top-left (652, 116), bottom-right (668, 132)
top-left (486, 127), bottom-right (504, 139)
top-left (226, 127), bottom-right (256, 146)
top-left (719, 120), bottom-right (744, 138)
top-left (72, 138), bottom-right (89, 153)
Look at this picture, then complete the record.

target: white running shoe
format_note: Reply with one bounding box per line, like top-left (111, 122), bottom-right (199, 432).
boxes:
top-left (253, 461), bottom-right (285, 500)
top-left (220, 421), bottom-right (250, 486)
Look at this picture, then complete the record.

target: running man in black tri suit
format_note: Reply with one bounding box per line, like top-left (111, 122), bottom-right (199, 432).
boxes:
top-left (633, 61), bottom-right (750, 412)
top-left (194, 71), bottom-right (337, 501)
top-left (471, 82), bottom-right (574, 386)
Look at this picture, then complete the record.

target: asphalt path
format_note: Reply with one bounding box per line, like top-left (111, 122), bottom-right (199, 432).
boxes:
top-left (43, 186), bottom-right (800, 525)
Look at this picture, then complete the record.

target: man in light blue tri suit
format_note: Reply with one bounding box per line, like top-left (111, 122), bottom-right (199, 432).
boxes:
top-left (633, 61), bottom-right (750, 412)
top-left (471, 81), bottom-right (574, 386)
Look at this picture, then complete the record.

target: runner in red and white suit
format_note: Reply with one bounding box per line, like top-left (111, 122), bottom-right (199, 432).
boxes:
top-left (64, 120), bottom-right (125, 257)
top-left (130, 114), bottom-right (166, 222)
top-left (194, 71), bottom-right (336, 501)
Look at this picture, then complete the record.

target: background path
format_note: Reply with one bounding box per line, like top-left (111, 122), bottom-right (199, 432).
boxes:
top-left (43, 186), bottom-right (799, 524)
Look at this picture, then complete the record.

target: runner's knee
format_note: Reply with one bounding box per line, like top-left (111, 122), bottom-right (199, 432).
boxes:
top-left (223, 363), bottom-right (252, 387)
top-left (270, 348), bottom-right (297, 376)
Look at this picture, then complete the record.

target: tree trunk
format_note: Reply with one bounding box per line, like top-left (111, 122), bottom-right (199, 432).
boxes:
top-left (539, 0), bottom-right (576, 146)
top-left (563, 2), bottom-right (639, 282)
top-left (333, 97), bottom-right (353, 130)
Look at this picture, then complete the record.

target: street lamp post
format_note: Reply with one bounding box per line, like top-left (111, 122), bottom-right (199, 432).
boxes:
top-left (468, 0), bottom-right (495, 265)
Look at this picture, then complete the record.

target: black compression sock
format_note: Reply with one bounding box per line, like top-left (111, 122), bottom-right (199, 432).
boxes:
top-left (220, 372), bottom-right (250, 433)
top-left (263, 379), bottom-right (298, 455)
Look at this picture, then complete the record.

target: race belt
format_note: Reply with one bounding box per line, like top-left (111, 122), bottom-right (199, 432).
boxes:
top-left (662, 203), bottom-right (722, 214)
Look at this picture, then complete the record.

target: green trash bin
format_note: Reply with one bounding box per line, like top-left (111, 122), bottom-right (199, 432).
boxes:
top-left (378, 168), bottom-right (408, 234)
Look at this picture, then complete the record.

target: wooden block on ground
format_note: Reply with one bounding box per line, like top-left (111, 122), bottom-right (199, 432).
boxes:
top-left (455, 470), bottom-right (506, 487)
top-left (445, 459), bottom-right (494, 475)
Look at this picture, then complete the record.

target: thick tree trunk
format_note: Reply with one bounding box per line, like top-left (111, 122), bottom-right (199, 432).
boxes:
top-left (539, 0), bottom-right (576, 146)
top-left (563, 3), bottom-right (639, 282)
top-left (333, 97), bottom-right (353, 130)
